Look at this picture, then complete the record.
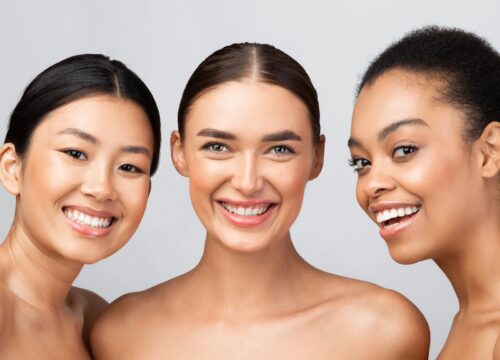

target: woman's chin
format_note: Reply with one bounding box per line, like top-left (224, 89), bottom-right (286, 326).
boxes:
top-left (387, 244), bottom-right (429, 265)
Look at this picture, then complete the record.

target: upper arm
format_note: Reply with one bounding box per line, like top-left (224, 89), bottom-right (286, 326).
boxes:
top-left (90, 294), bottom-right (139, 360)
top-left (370, 291), bottom-right (430, 359)
top-left (73, 287), bottom-right (109, 350)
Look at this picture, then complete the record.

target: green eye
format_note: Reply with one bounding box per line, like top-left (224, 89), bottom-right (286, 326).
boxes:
top-left (202, 142), bottom-right (229, 153)
top-left (270, 145), bottom-right (294, 155)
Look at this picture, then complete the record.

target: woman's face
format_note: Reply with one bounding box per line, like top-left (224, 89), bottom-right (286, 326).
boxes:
top-left (12, 95), bottom-right (154, 264)
top-left (172, 80), bottom-right (323, 253)
top-left (349, 69), bottom-right (486, 264)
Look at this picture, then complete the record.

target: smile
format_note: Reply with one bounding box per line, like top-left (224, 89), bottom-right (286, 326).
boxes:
top-left (216, 199), bottom-right (277, 227)
top-left (219, 201), bottom-right (273, 217)
top-left (375, 206), bottom-right (420, 227)
top-left (63, 207), bottom-right (115, 229)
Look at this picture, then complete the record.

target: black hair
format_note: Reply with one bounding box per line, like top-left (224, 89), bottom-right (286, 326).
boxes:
top-left (357, 26), bottom-right (500, 141)
top-left (178, 43), bottom-right (320, 143)
top-left (5, 54), bottom-right (161, 175)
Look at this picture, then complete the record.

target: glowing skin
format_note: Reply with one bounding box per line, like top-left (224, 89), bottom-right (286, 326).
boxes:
top-left (92, 80), bottom-right (429, 360)
top-left (178, 81), bottom-right (318, 253)
top-left (349, 69), bottom-right (500, 359)
top-left (0, 95), bottom-right (154, 358)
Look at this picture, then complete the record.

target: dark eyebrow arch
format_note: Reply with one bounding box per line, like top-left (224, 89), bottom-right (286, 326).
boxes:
top-left (347, 137), bottom-right (361, 148)
top-left (378, 118), bottom-right (428, 141)
top-left (347, 118), bottom-right (429, 149)
top-left (262, 130), bottom-right (302, 142)
top-left (121, 146), bottom-right (151, 157)
top-left (57, 128), bottom-right (97, 144)
top-left (197, 128), bottom-right (236, 140)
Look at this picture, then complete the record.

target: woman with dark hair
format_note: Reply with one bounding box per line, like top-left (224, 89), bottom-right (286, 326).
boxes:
top-left (0, 54), bottom-right (161, 358)
top-left (348, 26), bottom-right (500, 358)
top-left (92, 43), bottom-right (429, 359)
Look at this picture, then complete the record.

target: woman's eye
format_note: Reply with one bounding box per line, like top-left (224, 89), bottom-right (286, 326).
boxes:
top-left (203, 142), bottom-right (229, 153)
top-left (393, 145), bottom-right (418, 159)
top-left (119, 164), bottom-right (144, 174)
top-left (269, 145), bottom-right (294, 155)
top-left (64, 149), bottom-right (87, 160)
top-left (348, 157), bottom-right (371, 172)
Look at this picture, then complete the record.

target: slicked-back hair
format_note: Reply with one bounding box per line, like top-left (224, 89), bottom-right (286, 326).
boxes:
top-left (357, 26), bottom-right (500, 141)
top-left (5, 54), bottom-right (161, 175)
top-left (178, 43), bottom-right (320, 143)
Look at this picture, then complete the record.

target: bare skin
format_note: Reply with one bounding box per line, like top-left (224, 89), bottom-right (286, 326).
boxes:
top-left (350, 69), bottom-right (500, 359)
top-left (0, 95), bottom-right (154, 358)
top-left (92, 236), bottom-right (429, 359)
top-left (0, 235), bottom-right (107, 360)
top-left (92, 80), bottom-right (430, 359)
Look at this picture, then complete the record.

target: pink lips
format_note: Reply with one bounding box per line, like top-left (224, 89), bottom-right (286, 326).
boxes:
top-left (63, 206), bottom-right (116, 238)
top-left (378, 210), bottom-right (420, 240)
top-left (216, 199), bottom-right (276, 228)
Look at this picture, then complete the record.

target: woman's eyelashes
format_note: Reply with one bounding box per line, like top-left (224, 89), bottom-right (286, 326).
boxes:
top-left (119, 163), bottom-right (145, 174)
top-left (201, 142), bottom-right (230, 153)
top-left (348, 144), bottom-right (419, 173)
top-left (61, 148), bottom-right (147, 174)
top-left (268, 145), bottom-right (295, 156)
top-left (392, 144), bottom-right (418, 160)
top-left (200, 142), bottom-right (296, 158)
top-left (348, 157), bottom-right (371, 172)
top-left (63, 148), bottom-right (87, 160)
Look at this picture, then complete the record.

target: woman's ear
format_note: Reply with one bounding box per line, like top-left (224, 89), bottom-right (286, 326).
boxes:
top-left (477, 121), bottom-right (500, 178)
top-left (309, 134), bottom-right (325, 180)
top-left (170, 130), bottom-right (189, 177)
top-left (0, 143), bottom-right (22, 195)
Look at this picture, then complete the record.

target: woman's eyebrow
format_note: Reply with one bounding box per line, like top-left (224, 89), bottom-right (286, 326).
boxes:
top-left (347, 118), bottom-right (429, 148)
top-left (121, 145), bottom-right (151, 157)
top-left (262, 130), bottom-right (302, 142)
top-left (197, 128), bottom-right (236, 140)
top-left (378, 118), bottom-right (428, 141)
top-left (57, 128), bottom-right (97, 144)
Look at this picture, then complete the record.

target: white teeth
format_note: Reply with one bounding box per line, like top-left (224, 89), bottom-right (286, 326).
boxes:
top-left (64, 208), bottom-right (113, 228)
top-left (221, 202), bottom-right (270, 216)
top-left (375, 206), bottom-right (420, 223)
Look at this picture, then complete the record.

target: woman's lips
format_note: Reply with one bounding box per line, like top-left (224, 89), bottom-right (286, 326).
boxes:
top-left (216, 200), bottom-right (277, 227)
top-left (378, 208), bottom-right (421, 239)
top-left (62, 206), bottom-right (116, 237)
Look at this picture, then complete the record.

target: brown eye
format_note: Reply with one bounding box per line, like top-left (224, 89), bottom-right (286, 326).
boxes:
top-left (64, 149), bottom-right (87, 160)
top-left (119, 164), bottom-right (144, 173)
top-left (349, 157), bottom-right (371, 172)
top-left (393, 145), bottom-right (418, 158)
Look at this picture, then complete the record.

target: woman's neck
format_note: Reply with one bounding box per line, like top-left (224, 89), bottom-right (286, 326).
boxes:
top-left (436, 214), bottom-right (500, 315)
top-left (188, 232), bottom-right (316, 320)
top-left (0, 219), bottom-right (82, 313)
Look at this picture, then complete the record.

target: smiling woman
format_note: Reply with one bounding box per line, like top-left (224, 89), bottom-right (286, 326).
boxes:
top-left (0, 54), bottom-right (161, 358)
top-left (91, 43), bottom-right (429, 359)
top-left (349, 26), bottom-right (500, 358)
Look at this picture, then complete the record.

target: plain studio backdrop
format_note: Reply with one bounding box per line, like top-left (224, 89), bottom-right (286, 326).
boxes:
top-left (0, 1), bottom-right (498, 357)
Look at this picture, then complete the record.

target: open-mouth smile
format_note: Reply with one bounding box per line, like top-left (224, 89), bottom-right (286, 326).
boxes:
top-left (216, 199), bottom-right (277, 227)
top-left (375, 206), bottom-right (420, 228)
top-left (63, 206), bottom-right (117, 236)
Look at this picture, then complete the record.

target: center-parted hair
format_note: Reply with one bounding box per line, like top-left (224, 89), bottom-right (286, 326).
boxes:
top-left (357, 26), bottom-right (500, 142)
top-left (5, 54), bottom-right (162, 175)
top-left (178, 43), bottom-right (320, 143)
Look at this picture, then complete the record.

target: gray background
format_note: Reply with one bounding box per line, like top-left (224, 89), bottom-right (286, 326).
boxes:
top-left (0, 1), bottom-right (498, 357)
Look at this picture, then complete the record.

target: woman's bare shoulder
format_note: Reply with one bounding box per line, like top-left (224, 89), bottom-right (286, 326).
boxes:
top-left (70, 286), bottom-right (109, 349)
top-left (322, 274), bottom-right (430, 359)
top-left (89, 280), bottom-right (176, 359)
